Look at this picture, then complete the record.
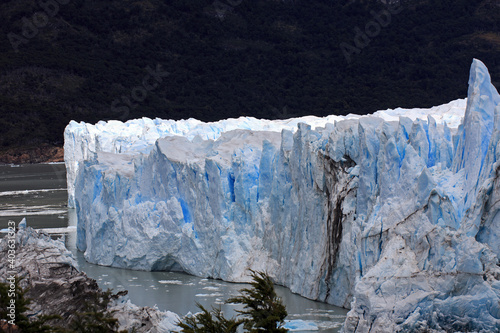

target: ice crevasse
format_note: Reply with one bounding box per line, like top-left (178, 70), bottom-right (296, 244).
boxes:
top-left (65, 59), bottom-right (500, 332)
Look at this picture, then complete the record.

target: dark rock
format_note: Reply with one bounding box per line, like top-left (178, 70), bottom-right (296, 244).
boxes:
top-left (0, 225), bottom-right (179, 332)
top-left (0, 145), bottom-right (64, 164)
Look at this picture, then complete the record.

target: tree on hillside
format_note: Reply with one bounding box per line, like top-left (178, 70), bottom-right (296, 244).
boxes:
top-left (69, 289), bottom-right (122, 333)
top-left (0, 277), bottom-right (62, 333)
top-left (0, 278), bottom-right (126, 333)
top-left (227, 270), bottom-right (288, 333)
top-left (177, 270), bottom-right (288, 333)
top-left (176, 303), bottom-right (242, 333)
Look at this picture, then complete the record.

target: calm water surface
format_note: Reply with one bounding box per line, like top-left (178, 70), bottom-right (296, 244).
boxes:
top-left (0, 163), bottom-right (68, 229)
top-left (0, 164), bottom-right (348, 332)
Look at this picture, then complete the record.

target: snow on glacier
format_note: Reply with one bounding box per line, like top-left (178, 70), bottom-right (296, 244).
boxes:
top-left (65, 59), bottom-right (499, 332)
top-left (64, 99), bottom-right (465, 208)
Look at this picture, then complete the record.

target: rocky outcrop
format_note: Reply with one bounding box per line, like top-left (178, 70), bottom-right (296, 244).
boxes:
top-left (0, 145), bottom-right (64, 164)
top-left (0, 221), bottom-right (179, 332)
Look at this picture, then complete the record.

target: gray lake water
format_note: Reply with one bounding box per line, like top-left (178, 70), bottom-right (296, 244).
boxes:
top-left (0, 163), bottom-right (348, 332)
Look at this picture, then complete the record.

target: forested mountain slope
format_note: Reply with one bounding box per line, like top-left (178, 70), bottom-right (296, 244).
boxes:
top-left (0, 0), bottom-right (498, 154)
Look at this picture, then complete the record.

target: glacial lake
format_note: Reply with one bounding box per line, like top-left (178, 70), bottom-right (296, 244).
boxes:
top-left (0, 163), bottom-right (348, 332)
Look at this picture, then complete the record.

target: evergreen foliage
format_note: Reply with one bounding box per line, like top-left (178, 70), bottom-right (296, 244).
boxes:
top-left (227, 270), bottom-right (287, 333)
top-left (0, 277), bottom-right (62, 333)
top-left (176, 303), bottom-right (242, 333)
top-left (68, 289), bottom-right (122, 333)
top-left (0, 279), bottom-right (125, 333)
top-left (178, 270), bottom-right (288, 333)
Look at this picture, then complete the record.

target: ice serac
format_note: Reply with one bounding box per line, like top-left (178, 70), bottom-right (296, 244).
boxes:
top-left (65, 60), bottom-right (500, 332)
top-left (343, 59), bottom-right (500, 332)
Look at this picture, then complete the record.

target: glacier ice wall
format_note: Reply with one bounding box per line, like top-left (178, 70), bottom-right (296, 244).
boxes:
top-left (64, 102), bottom-right (464, 208)
top-left (65, 59), bottom-right (499, 332)
top-left (341, 60), bottom-right (500, 332)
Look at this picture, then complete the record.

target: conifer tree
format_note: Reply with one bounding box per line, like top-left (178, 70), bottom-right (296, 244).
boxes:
top-left (0, 277), bottom-right (62, 333)
top-left (227, 270), bottom-right (288, 333)
top-left (178, 271), bottom-right (288, 333)
top-left (69, 289), bottom-right (122, 333)
top-left (177, 303), bottom-right (241, 333)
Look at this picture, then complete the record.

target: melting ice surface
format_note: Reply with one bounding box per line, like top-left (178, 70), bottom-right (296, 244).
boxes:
top-left (65, 60), bottom-right (500, 332)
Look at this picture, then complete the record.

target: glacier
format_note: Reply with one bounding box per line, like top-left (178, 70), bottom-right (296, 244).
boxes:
top-left (65, 59), bottom-right (500, 332)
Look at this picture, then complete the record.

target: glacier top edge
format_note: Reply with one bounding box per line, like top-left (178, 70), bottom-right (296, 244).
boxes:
top-left (67, 98), bottom-right (467, 137)
top-left (63, 98), bottom-right (467, 160)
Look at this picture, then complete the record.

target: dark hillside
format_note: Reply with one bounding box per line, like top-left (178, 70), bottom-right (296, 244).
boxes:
top-left (0, 0), bottom-right (498, 155)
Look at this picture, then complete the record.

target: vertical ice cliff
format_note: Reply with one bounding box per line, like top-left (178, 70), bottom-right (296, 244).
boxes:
top-left (64, 105), bottom-right (464, 208)
top-left (342, 59), bottom-right (500, 332)
top-left (65, 59), bottom-right (499, 332)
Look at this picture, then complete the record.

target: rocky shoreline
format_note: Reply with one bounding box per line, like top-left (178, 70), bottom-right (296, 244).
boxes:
top-left (0, 221), bottom-right (180, 332)
top-left (0, 145), bottom-right (64, 165)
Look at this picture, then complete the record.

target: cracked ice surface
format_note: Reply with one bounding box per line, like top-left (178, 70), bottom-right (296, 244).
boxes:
top-left (65, 59), bottom-right (499, 332)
